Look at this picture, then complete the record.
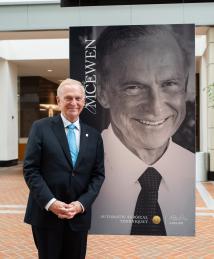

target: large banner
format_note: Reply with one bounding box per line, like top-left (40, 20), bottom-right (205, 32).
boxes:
top-left (62, 0), bottom-right (214, 7)
top-left (69, 24), bottom-right (195, 236)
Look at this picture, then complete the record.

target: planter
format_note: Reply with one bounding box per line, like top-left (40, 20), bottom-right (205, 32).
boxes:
top-left (196, 152), bottom-right (208, 182)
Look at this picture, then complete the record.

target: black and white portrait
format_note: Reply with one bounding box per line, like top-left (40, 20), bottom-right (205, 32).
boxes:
top-left (69, 24), bottom-right (195, 236)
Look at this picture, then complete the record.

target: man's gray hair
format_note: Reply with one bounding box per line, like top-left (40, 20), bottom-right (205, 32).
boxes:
top-left (57, 78), bottom-right (85, 97)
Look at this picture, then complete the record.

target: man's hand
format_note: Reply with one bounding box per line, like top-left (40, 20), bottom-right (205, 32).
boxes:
top-left (58, 201), bottom-right (83, 219)
top-left (49, 200), bottom-right (83, 219)
top-left (48, 200), bottom-right (70, 218)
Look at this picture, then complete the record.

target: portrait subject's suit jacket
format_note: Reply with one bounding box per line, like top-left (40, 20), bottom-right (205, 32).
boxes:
top-left (24, 115), bottom-right (105, 231)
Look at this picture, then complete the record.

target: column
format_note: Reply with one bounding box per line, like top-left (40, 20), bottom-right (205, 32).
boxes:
top-left (207, 28), bottom-right (214, 178)
top-left (0, 59), bottom-right (18, 166)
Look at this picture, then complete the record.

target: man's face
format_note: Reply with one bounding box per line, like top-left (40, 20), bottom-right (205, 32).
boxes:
top-left (57, 83), bottom-right (85, 122)
top-left (100, 34), bottom-right (187, 151)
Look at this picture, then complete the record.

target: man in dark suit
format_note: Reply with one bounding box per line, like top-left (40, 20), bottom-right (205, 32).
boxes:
top-left (23, 78), bottom-right (105, 259)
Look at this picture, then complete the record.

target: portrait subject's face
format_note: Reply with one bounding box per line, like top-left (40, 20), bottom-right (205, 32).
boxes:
top-left (57, 83), bottom-right (85, 122)
top-left (100, 34), bottom-right (187, 153)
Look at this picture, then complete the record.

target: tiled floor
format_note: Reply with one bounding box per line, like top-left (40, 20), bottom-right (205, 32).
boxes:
top-left (0, 164), bottom-right (214, 258)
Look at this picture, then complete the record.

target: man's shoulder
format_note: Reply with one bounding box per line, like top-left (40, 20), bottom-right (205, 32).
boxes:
top-left (171, 141), bottom-right (195, 159)
top-left (31, 115), bottom-right (60, 129)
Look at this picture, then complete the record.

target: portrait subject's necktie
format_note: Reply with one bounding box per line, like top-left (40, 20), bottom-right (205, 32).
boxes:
top-left (67, 124), bottom-right (78, 167)
top-left (131, 167), bottom-right (166, 236)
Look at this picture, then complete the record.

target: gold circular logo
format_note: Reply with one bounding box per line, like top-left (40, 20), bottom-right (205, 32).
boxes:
top-left (152, 215), bottom-right (161, 224)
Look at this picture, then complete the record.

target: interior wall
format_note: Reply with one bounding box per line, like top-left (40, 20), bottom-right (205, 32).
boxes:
top-left (0, 3), bottom-right (214, 32)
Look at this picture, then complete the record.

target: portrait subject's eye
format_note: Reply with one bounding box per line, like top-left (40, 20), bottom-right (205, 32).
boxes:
top-left (161, 80), bottom-right (179, 90)
top-left (123, 85), bottom-right (145, 96)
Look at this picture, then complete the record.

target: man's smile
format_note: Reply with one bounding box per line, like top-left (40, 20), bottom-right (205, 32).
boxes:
top-left (134, 116), bottom-right (172, 126)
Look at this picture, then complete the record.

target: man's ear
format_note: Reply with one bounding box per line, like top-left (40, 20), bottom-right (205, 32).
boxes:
top-left (97, 85), bottom-right (110, 109)
top-left (56, 96), bottom-right (60, 105)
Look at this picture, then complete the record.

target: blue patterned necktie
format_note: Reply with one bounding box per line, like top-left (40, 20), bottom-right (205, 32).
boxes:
top-left (67, 124), bottom-right (78, 167)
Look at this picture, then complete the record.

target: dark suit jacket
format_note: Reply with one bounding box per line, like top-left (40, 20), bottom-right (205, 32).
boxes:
top-left (23, 115), bottom-right (105, 231)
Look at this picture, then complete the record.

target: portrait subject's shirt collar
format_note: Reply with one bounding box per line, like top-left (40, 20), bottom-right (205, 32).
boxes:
top-left (100, 123), bottom-right (195, 235)
top-left (103, 124), bottom-right (174, 185)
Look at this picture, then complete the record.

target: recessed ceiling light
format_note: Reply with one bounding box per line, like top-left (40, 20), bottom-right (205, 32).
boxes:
top-left (48, 69), bottom-right (53, 72)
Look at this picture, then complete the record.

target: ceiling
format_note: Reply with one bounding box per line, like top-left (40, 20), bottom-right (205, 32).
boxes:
top-left (0, 27), bottom-right (209, 84)
top-left (0, 30), bottom-right (69, 84)
top-left (12, 59), bottom-right (69, 84)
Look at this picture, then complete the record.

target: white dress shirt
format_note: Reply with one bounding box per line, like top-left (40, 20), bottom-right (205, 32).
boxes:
top-left (61, 113), bottom-right (81, 151)
top-left (91, 125), bottom-right (195, 236)
top-left (45, 114), bottom-right (83, 211)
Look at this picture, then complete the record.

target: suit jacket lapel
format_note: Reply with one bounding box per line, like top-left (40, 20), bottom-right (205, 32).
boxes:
top-left (75, 121), bottom-right (88, 168)
top-left (51, 115), bottom-right (73, 169)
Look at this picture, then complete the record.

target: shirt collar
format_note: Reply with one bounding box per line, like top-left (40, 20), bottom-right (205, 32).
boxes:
top-left (102, 124), bottom-right (146, 184)
top-left (60, 113), bottom-right (80, 131)
top-left (103, 124), bottom-right (175, 185)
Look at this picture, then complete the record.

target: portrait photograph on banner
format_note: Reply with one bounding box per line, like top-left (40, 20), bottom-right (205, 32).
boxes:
top-left (69, 24), bottom-right (196, 236)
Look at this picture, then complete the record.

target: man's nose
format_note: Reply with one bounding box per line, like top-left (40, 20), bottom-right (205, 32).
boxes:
top-left (70, 99), bottom-right (77, 105)
top-left (148, 88), bottom-right (164, 116)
